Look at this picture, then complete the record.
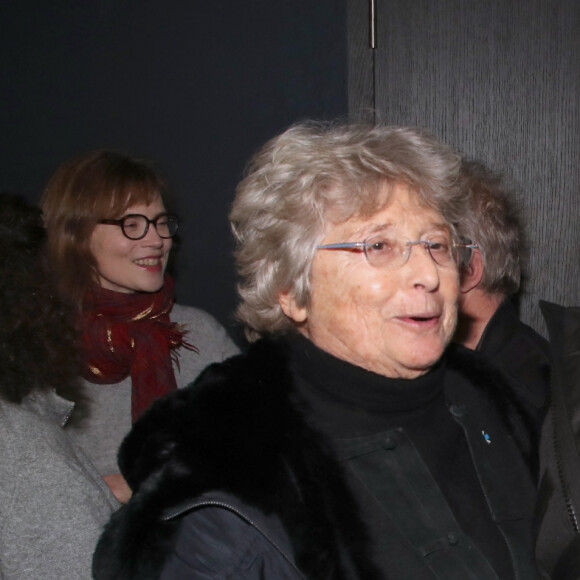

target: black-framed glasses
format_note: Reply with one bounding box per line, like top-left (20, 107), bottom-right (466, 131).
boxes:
top-left (316, 235), bottom-right (478, 270)
top-left (98, 213), bottom-right (179, 240)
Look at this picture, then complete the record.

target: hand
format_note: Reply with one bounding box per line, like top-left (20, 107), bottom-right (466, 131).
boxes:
top-left (104, 473), bottom-right (132, 503)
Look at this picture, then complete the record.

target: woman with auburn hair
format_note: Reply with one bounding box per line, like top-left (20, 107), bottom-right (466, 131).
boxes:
top-left (0, 193), bottom-right (118, 579)
top-left (41, 150), bottom-right (239, 502)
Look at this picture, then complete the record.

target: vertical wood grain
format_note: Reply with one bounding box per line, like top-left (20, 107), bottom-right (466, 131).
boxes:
top-left (348, 0), bottom-right (580, 334)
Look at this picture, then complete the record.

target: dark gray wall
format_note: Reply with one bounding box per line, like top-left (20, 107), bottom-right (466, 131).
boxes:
top-left (348, 0), bottom-right (580, 335)
top-left (1, 0), bottom-right (348, 343)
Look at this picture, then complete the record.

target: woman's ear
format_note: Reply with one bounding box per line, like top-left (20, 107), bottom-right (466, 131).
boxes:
top-left (460, 248), bottom-right (484, 293)
top-left (278, 291), bottom-right (308, 323)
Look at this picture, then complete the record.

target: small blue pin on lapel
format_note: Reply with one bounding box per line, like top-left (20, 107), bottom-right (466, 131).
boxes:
top-left (481, 430), bottom-right (491, 444)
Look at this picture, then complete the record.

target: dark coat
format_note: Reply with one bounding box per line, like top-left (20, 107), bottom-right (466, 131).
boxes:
top-left (476, 298), bottom-right (550, 478)
top-left (93, 338), bottom-right (540, 580)
top-left (93, 338), bottom-right (380, 580)
top-left (535, 301), bottom-right (580, 579)
top-left (477, 297), bottom-right (550, 413)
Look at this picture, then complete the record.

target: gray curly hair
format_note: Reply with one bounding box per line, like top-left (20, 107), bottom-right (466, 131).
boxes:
top-left (230, 121), bottom-right (466, 340)
top-left (457, 159), bottom-right (521, 295)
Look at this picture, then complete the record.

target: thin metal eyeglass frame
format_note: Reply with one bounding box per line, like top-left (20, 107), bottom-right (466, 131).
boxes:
top-left (98, 213), bottom-right (179, 240)
top-left (315, 240), bottom-right (479, 268)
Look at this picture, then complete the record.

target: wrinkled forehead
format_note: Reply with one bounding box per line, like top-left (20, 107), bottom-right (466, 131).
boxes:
top-left (323, 180), bottom-right (448, 233)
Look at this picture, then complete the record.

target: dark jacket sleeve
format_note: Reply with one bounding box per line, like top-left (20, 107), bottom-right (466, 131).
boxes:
top-left (159, 506), bottom-right (304, 580)
top-left (535, 301), bottom-right (580, 578)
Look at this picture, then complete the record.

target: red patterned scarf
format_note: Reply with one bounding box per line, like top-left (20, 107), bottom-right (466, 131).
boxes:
top-left (80, 276), bottom-right (195, 421)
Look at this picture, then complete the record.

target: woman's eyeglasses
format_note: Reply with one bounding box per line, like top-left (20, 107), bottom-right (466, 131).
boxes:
top-left (98, 213), bottom-right (179, 240)
top-left (316, 236), bottom-right (478, 270)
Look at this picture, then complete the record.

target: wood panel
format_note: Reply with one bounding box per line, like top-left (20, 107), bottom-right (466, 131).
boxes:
top-left (347, 0), bottom-right (375, 120)
top-left (348, 0), bottom-right (580, 334)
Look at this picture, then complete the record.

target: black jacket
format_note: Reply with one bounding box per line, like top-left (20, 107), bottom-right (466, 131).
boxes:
top-left (535, 301), bottom-right (580, 579)
top-left (477, 298), bottom-right (550, 413)
top-left (94, 338), bottom-right (540, 579)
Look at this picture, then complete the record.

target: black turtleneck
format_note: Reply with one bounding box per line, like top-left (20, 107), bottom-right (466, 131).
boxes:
top-left (287, 334), bottom-right (514, 580)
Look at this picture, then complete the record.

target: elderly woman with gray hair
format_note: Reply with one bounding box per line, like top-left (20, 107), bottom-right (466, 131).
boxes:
top-left (94, 122), bottom-right (540, 579)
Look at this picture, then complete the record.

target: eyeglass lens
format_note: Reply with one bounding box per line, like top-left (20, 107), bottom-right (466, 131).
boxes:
top-left (363, 238), bottom-right (457, 269)
top-left (456, 244), bottom-right (475, 266)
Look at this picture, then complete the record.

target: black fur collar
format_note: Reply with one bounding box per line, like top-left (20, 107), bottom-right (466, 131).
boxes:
top-left (95, 338), bottom-right (382, 579)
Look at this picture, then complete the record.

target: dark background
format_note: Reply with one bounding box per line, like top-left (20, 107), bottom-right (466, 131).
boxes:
top-left (1, 1), bottom-right (348, 344)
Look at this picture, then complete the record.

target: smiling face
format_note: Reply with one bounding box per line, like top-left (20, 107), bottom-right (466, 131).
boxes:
top-left (279, 183), bottom-right (459, 378)
top-left (89, 197), bottom-right (172, 294)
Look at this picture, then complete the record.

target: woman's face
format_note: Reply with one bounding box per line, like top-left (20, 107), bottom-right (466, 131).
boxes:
top-left (280, 183), bottom-right (459, 379)
top-left (89, 197), bottom-right (172, 294)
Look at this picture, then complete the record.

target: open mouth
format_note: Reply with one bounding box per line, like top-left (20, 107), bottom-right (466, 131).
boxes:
top-left (399, 314), bottom-right (441, 326)
top-left (135, 258), bottom-right (162, 267)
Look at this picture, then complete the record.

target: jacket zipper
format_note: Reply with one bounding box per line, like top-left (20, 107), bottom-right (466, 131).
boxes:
top-left (551, 402), bottom-right (580, 533)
